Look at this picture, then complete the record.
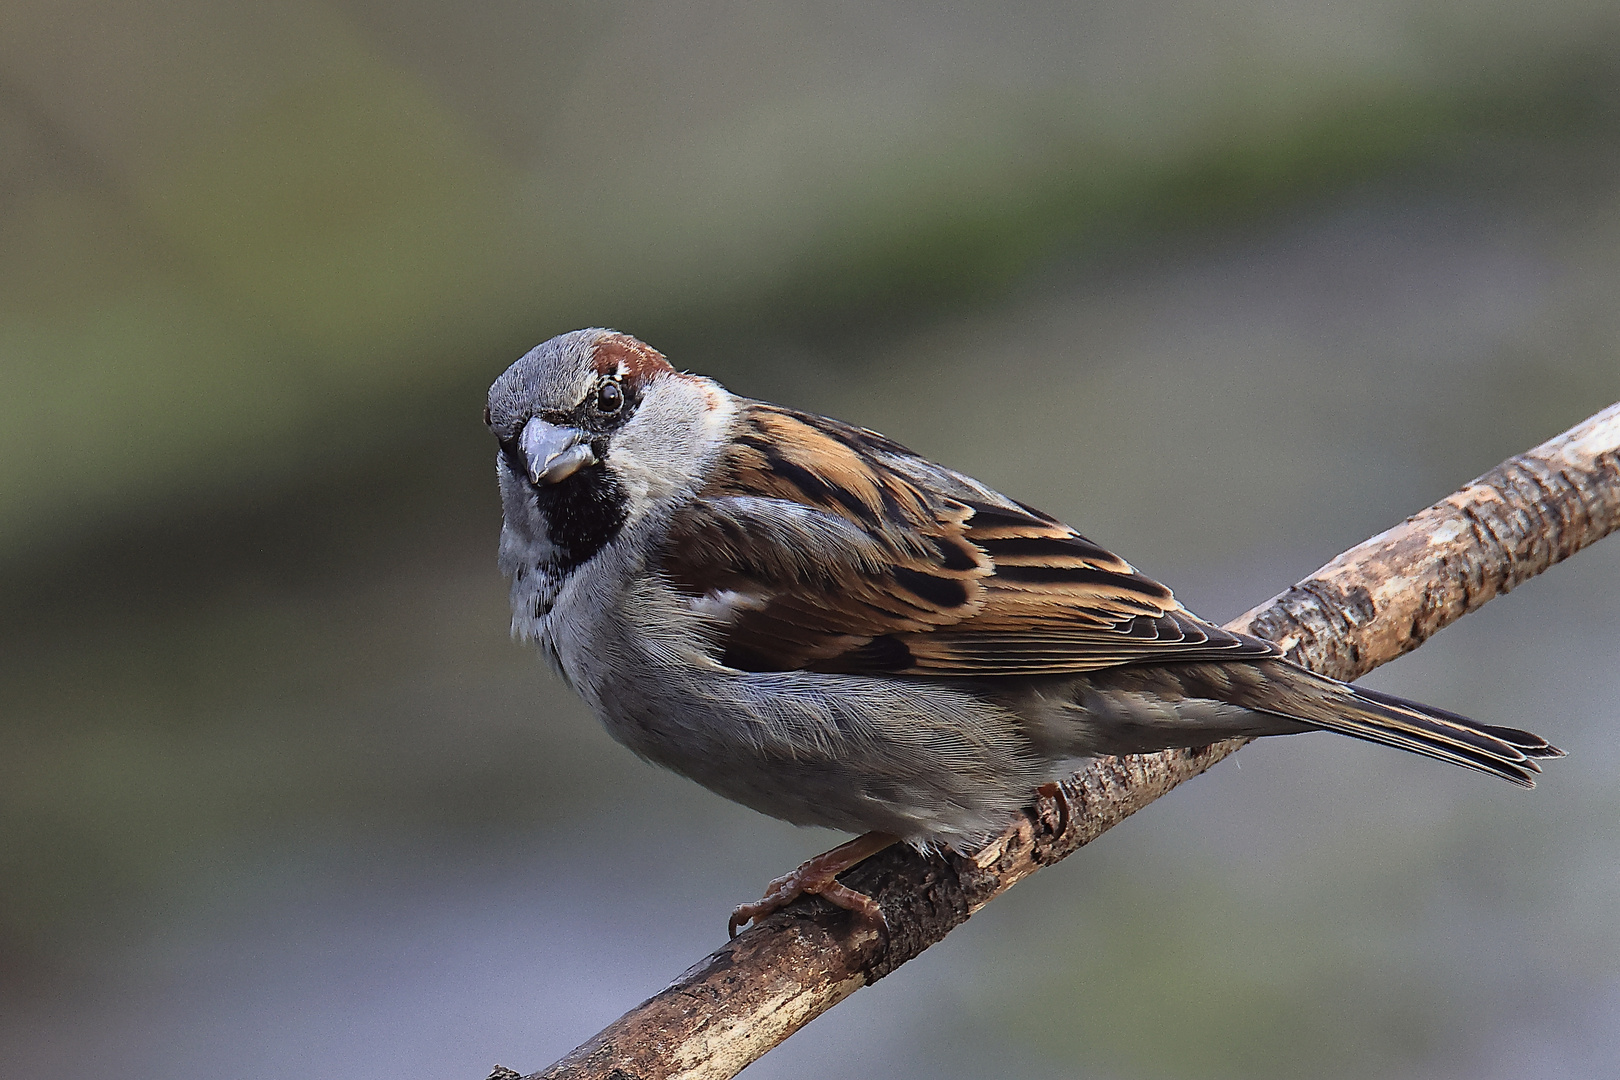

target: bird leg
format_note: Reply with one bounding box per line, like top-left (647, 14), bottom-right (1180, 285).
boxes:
top-left (728, 831), bottom-right (898, 938)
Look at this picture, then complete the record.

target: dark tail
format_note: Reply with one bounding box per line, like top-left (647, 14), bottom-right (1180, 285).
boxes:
top-left (1237, 660), bottom-right (1565, 787)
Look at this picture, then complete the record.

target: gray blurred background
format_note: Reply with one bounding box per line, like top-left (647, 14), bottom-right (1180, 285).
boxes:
top-left (3, 2), bottom-right (1620, 1077)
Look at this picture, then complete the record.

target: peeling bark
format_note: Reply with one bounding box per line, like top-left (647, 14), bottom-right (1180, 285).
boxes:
top-left (502, 401), bottom-right (1620, 1080)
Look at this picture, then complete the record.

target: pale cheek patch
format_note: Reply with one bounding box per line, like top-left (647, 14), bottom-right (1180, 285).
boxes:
top-left (611, 376), bottom-right (737, 513)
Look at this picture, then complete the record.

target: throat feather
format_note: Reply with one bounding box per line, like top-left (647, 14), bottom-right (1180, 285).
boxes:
top-left (535, 465), bottom-right (630, 572)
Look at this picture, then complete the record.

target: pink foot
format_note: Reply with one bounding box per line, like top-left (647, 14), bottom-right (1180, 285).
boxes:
top-left (728, 832), bottom-right (897, 938)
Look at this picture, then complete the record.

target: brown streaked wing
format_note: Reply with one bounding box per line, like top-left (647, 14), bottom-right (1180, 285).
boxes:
top-left (661, 401), bottom-right (1281, 676)
top-left (853, 498), bottom-right (1278, 675)
top-left (661, 404), bottom-right (991, 671)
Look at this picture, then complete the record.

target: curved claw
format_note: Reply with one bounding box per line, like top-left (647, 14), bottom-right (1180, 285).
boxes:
top-left (1036, 781), bottom-right (1071, 837)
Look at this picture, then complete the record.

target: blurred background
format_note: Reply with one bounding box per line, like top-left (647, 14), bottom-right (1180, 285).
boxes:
top-left (3, 2), bottom-right (1620, 1077)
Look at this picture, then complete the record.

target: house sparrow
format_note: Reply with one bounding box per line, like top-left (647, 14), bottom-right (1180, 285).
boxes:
top-left (487, 328), bottom-right (1563, 936)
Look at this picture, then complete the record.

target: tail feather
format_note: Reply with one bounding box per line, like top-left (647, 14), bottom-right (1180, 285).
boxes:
top-left (1351, 684), bottom-right (1566, 761)
top-left (1235, 662), bottom-right (1565, 788)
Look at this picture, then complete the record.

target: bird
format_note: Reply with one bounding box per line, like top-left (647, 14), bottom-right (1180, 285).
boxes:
top-left (487, 328), bottom-right (1564, 937)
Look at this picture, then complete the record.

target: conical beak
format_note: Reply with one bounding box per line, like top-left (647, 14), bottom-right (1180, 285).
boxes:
top-left (519, 418), bottom-right (598, 485)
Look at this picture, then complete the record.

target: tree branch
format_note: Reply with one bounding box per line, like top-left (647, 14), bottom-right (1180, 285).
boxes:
top-left (508, 401), bottom-right (1620, 1080)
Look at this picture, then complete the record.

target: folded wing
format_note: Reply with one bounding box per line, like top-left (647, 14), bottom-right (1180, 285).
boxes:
top-left (661, 402), bottom-right (1279, 676)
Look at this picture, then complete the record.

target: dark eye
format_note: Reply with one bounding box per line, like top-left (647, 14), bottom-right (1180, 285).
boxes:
top-left (596, 380), bottom-right (624, 414)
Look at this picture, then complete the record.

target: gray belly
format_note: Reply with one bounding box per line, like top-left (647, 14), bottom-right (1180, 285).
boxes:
top-left (587, 664), bottom-right (1055, 846)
